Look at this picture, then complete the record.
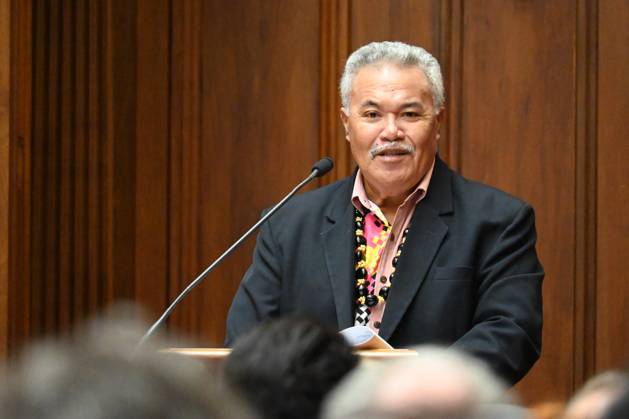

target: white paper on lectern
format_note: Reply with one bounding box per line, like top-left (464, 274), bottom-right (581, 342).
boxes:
top-left (339, 325), bottom-right (393, 349)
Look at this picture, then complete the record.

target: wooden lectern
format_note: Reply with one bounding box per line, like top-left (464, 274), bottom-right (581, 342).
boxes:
top-left (163, 347), bottom-right (417, 367)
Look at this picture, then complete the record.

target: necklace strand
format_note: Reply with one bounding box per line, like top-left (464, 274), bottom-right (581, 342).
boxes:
top-left (353, 208), bottom-right (409, 325)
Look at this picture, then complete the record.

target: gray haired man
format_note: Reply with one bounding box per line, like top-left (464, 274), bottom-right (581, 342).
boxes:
top-left (227, 41), bottom-right (543, 384)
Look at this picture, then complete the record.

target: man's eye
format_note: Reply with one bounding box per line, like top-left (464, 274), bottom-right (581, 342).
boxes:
top-left (402, 112), bottom-right (420, 118)
top-left (363, 111), bottom-right (379, 118)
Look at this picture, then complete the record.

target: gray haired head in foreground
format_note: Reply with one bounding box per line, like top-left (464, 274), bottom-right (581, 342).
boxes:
top-left (0, 306), bottom-right (258, 419)
top-left (339, 41), bottom-right (445, 111)
top-left (321, 345), bottom-right (515, 419)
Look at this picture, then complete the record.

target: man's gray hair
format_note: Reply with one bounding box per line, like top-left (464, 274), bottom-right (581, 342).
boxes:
top-left (340, 41), bottom-right (445, 111)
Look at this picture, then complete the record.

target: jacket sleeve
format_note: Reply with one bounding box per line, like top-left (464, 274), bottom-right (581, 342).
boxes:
top-left (452, 203), bottom-right (544, 385)
top-left (225, 215), bottom-right (283, 347)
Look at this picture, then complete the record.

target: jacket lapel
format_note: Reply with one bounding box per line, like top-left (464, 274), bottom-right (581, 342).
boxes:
top-left (379, 157), bottom-right (453, 341)
top-left (321, 177), bottom-right (356, 330)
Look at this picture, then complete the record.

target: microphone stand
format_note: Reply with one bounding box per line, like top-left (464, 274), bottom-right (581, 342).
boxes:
top-left (138, 158), bottom-right (333, 349)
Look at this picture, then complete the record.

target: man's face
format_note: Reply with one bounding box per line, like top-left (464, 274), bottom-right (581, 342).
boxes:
top-left (341, 63), bottom-right (442, 201)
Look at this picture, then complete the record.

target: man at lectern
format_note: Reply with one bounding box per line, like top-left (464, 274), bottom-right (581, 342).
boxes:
top-left (226, 41), bottom-right (543, 385)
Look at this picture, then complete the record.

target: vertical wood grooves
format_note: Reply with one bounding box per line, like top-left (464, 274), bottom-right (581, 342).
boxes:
top-left (319, 0), bottom-right (351, 184)
top-left (453, 0), bottom-right (463, 172)
top-left (8, 0), bottom-right (33, 354)
top-left (0, 0), bottom-right (9, 358)
top-left (73, 0), bottom-right (86, 323)
top-left (87, 0), bottom-right (99, 311)
top-left (439, 0), bottom-right (463, 171)
top-left (31, 0), bottom-right (46, 337)
top-left (167, 0), bottom-right (204, 332)
top-left (593, 0), bottom-right (627, 373)
top-left (8, 0), bottom-right (119, 348)
top-left (189, 0), bottom-right (202, 334)
top-left (165, 0), bottom-right (173, 314)
top-left (181, 0), bottom-right (192, 331)
top-left (58, 0), bottom-right (74, 331)
top-left (109, 0), bottom-right (136, 303)
top-left (47, 0), bottom-right (60, 333)
top-left (574, 0), bottom-right (598, 388)
top-left (168, 0), bottom-right (182, 329)
top-left (102, 0), bottom-right (114, 306)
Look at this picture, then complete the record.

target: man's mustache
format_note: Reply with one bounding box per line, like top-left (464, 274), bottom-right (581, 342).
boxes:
top-left (369, 142), bottom-right (416, 160)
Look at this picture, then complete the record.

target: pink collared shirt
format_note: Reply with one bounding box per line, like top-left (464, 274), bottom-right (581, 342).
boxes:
top-left (351, 159), bottom-right (435, 334)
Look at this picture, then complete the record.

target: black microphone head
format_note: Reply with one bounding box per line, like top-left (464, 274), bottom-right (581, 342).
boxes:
top-left (312, 157), bottom-right (334, 177)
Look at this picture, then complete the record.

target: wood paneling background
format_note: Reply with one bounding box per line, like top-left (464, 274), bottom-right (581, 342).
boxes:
top-left (0, 0), bottom-right (9, 360)
top-left (596, 0), bottom-right (629, 372)
top-left (460, 1), bottom-right (579, 401)
top-left (2, 0), bottom-right (628, 404)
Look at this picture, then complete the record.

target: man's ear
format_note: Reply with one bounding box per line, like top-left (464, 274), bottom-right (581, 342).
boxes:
top-left (434, 108), bottom-right (445, 132)
top-left (340, 108), bottom-right (350, 141)
top-left (431, 109), bottom-right (444, 144)
top-left (436, 108), bottom-right (444, 125)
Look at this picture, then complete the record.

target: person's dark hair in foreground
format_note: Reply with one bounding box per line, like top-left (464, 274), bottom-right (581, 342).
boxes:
top-left (0, 306), bottom-right (257, 419)
top-left (223, 316), bottom-right (359, 419)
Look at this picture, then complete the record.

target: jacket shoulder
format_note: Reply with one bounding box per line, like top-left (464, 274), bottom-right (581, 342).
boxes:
top-left (267, 175), bottom-right (353, 221)
top-left (449, 170), bottom-right (532, 219)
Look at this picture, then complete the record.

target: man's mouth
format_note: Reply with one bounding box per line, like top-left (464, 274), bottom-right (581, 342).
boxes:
top-left (380, 149), bottom-right (409, 156)
top-left (369, 143), bottom-right (415, 160)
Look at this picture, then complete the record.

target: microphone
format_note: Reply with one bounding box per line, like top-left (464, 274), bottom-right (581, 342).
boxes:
top-left (138, 157), bottom-right (334, 348)
top-left (312, 157), bottom-right (333, 177)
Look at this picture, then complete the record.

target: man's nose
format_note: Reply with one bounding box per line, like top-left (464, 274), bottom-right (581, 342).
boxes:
top-left (382, 114), bottom-right (402, 140)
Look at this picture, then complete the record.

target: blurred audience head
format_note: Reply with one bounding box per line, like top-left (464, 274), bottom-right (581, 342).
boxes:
top-left (563, 370), bottom-right (629, 419)
top-left (0, 304), bottom-right (256, 419)
top-left (223, 315), bottom-right (358, 419)
top-left (322, 345), bottom-right (520, 419)
top-left (602, 388), bottom-right (629, 419)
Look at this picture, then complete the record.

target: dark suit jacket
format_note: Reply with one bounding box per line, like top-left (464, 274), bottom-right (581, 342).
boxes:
top-left (226, 156), bottom-right (543, 384)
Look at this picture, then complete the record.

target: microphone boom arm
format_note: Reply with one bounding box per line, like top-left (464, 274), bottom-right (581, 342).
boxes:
top-left (138, 168), bottom-right (324, 349)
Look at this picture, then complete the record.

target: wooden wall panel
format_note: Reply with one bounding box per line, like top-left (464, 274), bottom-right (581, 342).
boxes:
top-left (319, 0), bottom-right (351, 184)
top-left (438, 0), bottom-right (463, 172)
top-left (459, 1), bottom-right (577, 402)
top-left (167, 0), bottom-right (203, 336)
top-left (350, 0), bottom-right (439, 53)
top-left (596, 0), bottom-right (629, 372)
top-left (573, 0), bottom-right (598, 386)
top-left (30, 0), bottom-right (59, 336)
top-left (163, 0), bottom-right (322, 346)
top-left (58, 0), bottom-right (74, 331)
top-left (108, 0), bottom-right (137, 302)
top-left (6, 0), bottom-right (135, 351)
top-left (0, 0), bottom-right (9, 359)
top-left (85, 1), bottom-right (110, 311)
top-left (4, 0), bottom-right (628, 404)
top-left (70, 0), bottom-right (88, 321)
top-left (8, 0), bottom-right (32, 354)
top-left (134, 0), bottom-right (170, 318)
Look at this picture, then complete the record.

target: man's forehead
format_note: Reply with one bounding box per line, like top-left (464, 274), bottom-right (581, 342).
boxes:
top-left (349, 63), bottom-right (433, 108)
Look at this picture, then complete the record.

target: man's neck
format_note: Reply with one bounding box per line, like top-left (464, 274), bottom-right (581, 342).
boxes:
top-left (363, 181), bottom-right (415, 223)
